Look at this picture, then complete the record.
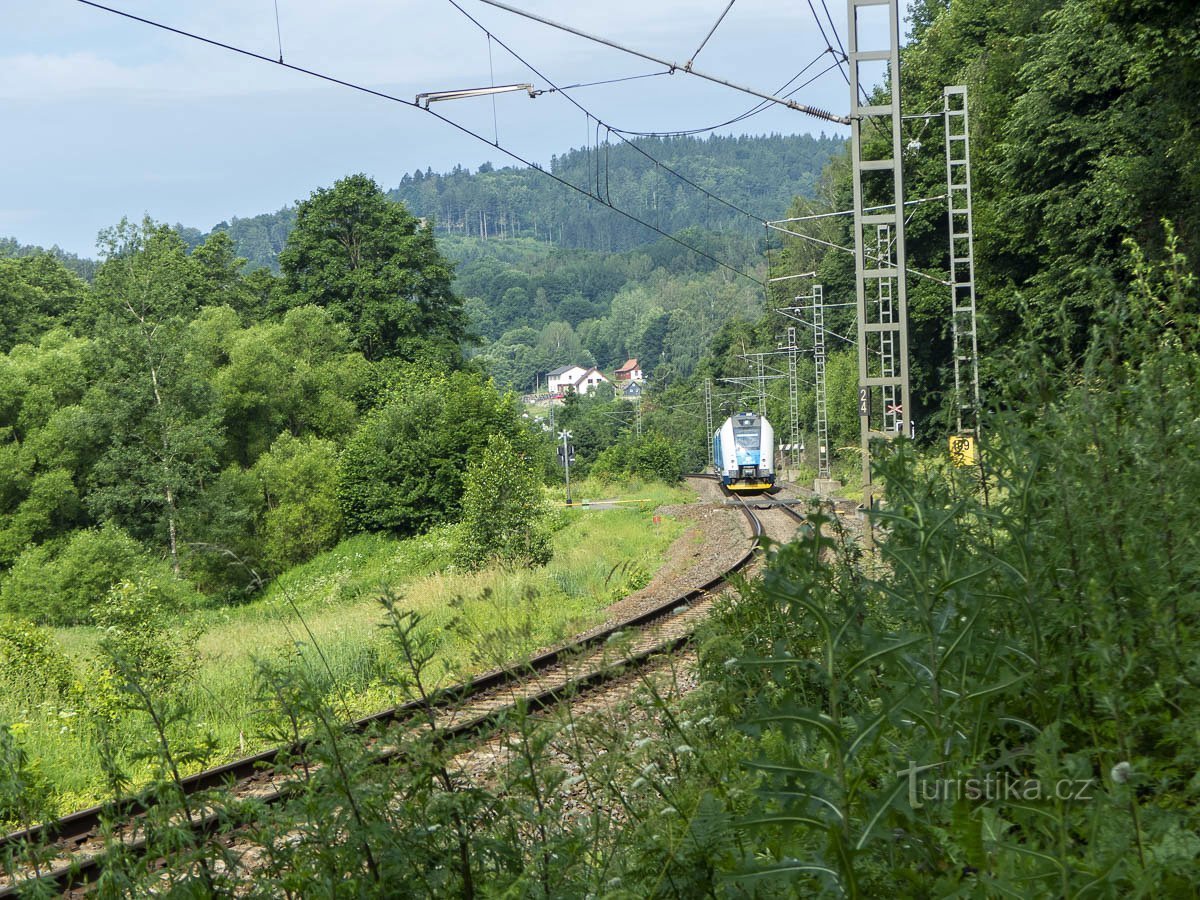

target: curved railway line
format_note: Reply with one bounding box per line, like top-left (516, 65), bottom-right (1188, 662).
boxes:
top-left (0, 475), bottom-right (822, 897)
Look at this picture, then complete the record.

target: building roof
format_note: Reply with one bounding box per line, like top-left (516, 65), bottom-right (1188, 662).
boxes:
top-left (571, 366), bottom-right (608, 386)
top-left (547, 364), bottom-right (583, 377)
top-left (615, 358), bottom-right (639, 374)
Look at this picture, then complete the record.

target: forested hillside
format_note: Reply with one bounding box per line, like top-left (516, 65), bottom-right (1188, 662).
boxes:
top-left (391, 133), bottom-right (843, 250)
top-left (193, 132), bottom-right (841, 272)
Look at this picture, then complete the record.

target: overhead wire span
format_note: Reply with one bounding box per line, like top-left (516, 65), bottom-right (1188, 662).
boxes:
top-left (688, 0), bottom-right (737, 66)
top-left (444, 0), bottom-right (769, 228)
top-left (770, 194), bottom-right (947, 224)
top-left (610, 53), bottom-right (842, 139)
top-left (535, 69), bottom-right (673, 95)
top-left (75, 0), bottom-right (766, 289)
top-left (765, 221), bottom-right (951, 287)
top-left (474, 0), bottom-right (852, 125)
top-left (271, 0), bottom-right (283, 63)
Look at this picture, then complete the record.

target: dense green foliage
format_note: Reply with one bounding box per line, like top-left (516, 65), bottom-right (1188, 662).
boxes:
top-left (454, 434), bottom-right (552, 570)
top-left (337, 372), bottom-right (527, 536)
top-left (391, 133), bottom-right (843, 251)
top-left (689, 236), bottom-right (1200, 894)
top-left (0, 184), bottom-right (523, 622)
top-left (591, 430), bottom-right (685, 484)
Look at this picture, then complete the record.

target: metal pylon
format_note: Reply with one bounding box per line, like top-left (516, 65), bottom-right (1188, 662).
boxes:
top-left (704, 378), bottom-right (714, 470)
top-left (812, 285), bottom-right (831, 480)
top-left (877, 224), bottom-right (899, 434)
top-left (850, 0), bottom-right (911, 525)
top-left (757, 355), bottom-right (766, 417)
top-left (944, 85), bottom-right (981, 434)
top-left (787, 325), bottom-right (800, 477)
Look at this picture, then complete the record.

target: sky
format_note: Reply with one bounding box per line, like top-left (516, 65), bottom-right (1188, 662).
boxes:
top-left (2, 0), bottom-right (876, 258)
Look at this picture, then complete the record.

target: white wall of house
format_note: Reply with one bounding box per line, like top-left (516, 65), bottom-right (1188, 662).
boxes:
top-left (573, 367), bottom-right (610, 396)
top-left (547, 365), bottom-right (588, 394)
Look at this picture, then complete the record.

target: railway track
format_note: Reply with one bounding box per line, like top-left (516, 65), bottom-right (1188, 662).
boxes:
top-left (2, 475), bottom-right (821, 897)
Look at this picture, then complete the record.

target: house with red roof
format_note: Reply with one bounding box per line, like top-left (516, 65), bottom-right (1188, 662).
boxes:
top-left (614, 358), bottom-right (643, 382)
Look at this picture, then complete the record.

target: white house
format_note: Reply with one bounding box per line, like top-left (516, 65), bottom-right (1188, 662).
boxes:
top-left (546, 364), bottom-right (610, 396)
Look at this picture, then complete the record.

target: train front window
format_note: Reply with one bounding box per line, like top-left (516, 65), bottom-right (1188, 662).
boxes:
top-left (733, 429), bottom-right (760, 452)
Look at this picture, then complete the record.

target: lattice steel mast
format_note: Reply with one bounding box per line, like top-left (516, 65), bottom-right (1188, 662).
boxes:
top-left (849, 0), bottom-right (911, 534)
top-left (944, 85), bottom-right (981, 434)
top-left (811, 285), bottom-right (832, 481)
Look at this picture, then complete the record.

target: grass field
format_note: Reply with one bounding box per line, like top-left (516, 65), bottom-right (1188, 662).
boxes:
top-left (2, 478), bottom-right (694, 819)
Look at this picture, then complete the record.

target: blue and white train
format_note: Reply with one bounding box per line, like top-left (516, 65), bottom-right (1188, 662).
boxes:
top-left (713, 412), bottom-right (775, 493)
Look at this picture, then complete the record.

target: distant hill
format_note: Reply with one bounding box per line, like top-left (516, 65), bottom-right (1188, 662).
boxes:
top-left (197, 132), bottom-right (843, 272)
top-left (390, 132), bottom-right (844, 251)
top-left (0, 237), bottom-right (98, 281)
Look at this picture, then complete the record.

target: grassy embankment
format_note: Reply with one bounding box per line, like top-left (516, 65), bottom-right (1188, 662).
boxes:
top-left (4, 478), bottom-right (694, 819)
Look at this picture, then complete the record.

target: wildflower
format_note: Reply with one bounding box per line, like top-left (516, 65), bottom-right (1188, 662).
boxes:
top-left (1110, 761), bottom-right (1132, 784)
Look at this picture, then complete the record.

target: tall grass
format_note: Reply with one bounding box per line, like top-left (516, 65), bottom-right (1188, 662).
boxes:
top-left (1, 480), bottom-right (690, 819)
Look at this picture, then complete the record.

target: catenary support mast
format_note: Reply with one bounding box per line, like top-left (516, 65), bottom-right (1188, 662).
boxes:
top-left (944, 85), bottom-right (981, 434)
top-left (849, 0), bottom-right (911, 545)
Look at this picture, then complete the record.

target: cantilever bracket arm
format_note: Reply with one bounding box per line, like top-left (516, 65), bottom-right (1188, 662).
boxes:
top-left (416, 83), bottom-right (535, 108)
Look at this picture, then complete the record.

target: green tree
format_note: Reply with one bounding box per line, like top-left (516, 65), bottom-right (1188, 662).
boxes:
top-left (254, 433), bottom-right (342, 572)
top-left (279, 174), bottom-right (469, 364)
top-left (453, 434), bottom-right (551, 570)
top-left (0, 254), bottom-right (88, 352)
top-left (338, 371), bottom-right (526, 535)
top-left (85, 218), bottom-right (224, 572)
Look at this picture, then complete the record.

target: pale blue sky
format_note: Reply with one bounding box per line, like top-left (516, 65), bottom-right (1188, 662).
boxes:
top-left (3, 0), bottom-right (865, 257)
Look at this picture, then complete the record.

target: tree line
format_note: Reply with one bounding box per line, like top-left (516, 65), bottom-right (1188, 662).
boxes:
top-left (0, 174), bottom-right (552, 625)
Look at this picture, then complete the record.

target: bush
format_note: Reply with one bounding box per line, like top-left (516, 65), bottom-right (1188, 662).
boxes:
top-left (338, 371), bottom-right (527, 535)
top-left (254, 433), bottom-right (342, 572)
top-left (0, 524), bottom-right (198, 625)
top-left (591, 430), bottom-right (684, 483)
top-left (454, 434), bottom-right (552, 570)
top-left (0, 617), bottom-right (74, 704)
top-left (95, 579), bottom-right (199, 696)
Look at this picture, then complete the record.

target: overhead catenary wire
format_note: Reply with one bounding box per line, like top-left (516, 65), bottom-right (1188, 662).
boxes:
top-left (73, 0), bottom-right (766, 289)
top-left (764, 221), bottom-right (951, 287)
top-left (688, 0), bottom-right (737, 66)
top-left (271, 0), bottom-right (283, 63)
top-left (770, 194), bottom-right (947, 224)
top-left (610, 52), bottom-right (842, 139)
top-left (444, 0), bottom-right (770, 229)
top-left (474, 0), bottom-right (851, 126)
top-left (536, 69), bottom-right (673, 95)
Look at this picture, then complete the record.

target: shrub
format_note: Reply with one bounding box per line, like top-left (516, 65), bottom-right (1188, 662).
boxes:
top-left (454, 434), bottom-right (552, 570)
top-left (254, 433), bottom-right (342, 572)
top-left (95, 579), bottom-right (199, 696)
top-left (0, 524), bottom-right (198, 625)
top-left (592, 430), bottom-right (684, 483)
top-left (0, 616), bottom-right (74, 704)
top-left (338, 371), bottom-right (526, 535)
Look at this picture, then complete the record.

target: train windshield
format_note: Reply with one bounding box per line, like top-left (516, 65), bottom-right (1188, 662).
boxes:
top-left (733, 428), bottom-right (760, 452)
